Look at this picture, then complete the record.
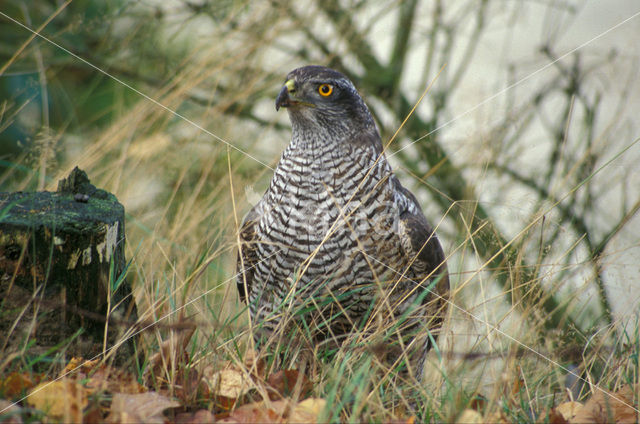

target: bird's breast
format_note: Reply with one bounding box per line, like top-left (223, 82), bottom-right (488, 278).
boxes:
top-left (258, 145), bottom-right (401, 281)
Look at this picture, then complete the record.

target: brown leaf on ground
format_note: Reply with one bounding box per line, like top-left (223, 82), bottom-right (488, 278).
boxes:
top-left (547, 408), bottom-right (569, 424)
top-left (217, 398), bottom-right (326, 424)
top-left (175, 409), bottom-right (217, 424)
top-left (0, 399), bottom-right (23, 424)
top-left (571, 385), bottom-right (638, 424)
top-left (106, 392), bottom-right (180, 424)
top-left (26, 379), bottom-right (88, 422)
top-left (289, 398), bottom-right (326, 422)
top-left (211, 369), bottom-right (253, 398)
top-left (84, 404), bottom-right (104, 424)
top-left (0, 372), bottom-right (37, 399)
top-left (266, 370), bottom-right (313, 400)
top-left (550, 401), bottom-right (582, 423)
top-left (483, 410), bottom-right (509, 424)
top-left (217, 400), bottom-right (280, 423)
top-left (60, 356), bottom-right (101, 376)
top-left (456, 409), bottom-right (483, 423)
top-left (205, 368), bottom-right (257, 411)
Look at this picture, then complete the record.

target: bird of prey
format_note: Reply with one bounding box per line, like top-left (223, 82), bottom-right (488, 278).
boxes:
top-left (236, 65), bottom-right (449, 379)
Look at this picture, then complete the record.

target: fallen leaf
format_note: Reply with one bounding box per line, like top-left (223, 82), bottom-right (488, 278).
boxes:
top-left (267, 370), bottom-right (312, 400)
top-left (218, 398), bottom-right (327, 424)
top-left (60, 356), bottom-right (101, 377)
top-left (289, 398), bottom-right (326, 423)
top-left (26, 379), bottom-right (87, 422)
top-left (456, 409), bottom-right (482, 423)
top-left (570, 385), bottom-right (638, 424)
top-left (0, 372), bottom-right (36, 399)
top-left (553, 401), bottom-right (582, 422)
top-left (106, 392), bottom-right (180, 424)
top-left (206, 368), bottom-right (256, 410)
top-left (83, 401), bottom-right (104, 424)
top-left (217, 400), bottom-right (280, 423)
top-left (175, 409), bottom-right (216, 424)
top-left (547, 407), bottom-right (569, 424)
top-left (212, 369), bottom-right (255, 397)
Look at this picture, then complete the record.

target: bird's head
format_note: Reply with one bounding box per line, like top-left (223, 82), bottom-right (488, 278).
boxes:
top-left (275, 66), bottom-right (378, 143)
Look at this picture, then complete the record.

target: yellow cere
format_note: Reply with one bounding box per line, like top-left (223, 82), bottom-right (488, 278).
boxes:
top-left (285, 79), bottom-right (296, 92)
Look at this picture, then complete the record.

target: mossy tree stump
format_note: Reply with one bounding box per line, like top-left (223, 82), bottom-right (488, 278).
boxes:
top-left (0, 167), bottom-right (137, 366)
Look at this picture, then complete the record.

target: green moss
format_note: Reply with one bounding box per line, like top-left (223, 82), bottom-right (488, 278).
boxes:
top-left (0, 191), bottom-right (123, 233)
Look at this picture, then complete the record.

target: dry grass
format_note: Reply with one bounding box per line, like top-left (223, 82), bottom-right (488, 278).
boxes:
top-left (1, 0), bottom-right (639, 421)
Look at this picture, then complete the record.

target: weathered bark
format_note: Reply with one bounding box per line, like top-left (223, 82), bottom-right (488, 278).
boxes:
top-left (0, 167), bottom-right (137, 367)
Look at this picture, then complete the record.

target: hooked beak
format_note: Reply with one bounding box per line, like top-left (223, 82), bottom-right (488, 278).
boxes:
top-left (276, 80), bottom-right (291, 111)
top-left (275, 79), bottom-right (296, 111)
top-left (275, 79), bottom-right (315, 111)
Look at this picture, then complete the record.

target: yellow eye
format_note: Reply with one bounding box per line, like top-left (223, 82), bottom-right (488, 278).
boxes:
top-left (318, 84), bottom-right (333, 97)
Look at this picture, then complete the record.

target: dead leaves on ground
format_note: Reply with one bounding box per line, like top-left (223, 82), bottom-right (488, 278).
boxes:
top-left (218, 398), bottom-right (327, 424)
top-left (25, 382), bottom-right (180, 424)
top-left (106, 392), bottom-right (181, 423)
top-left (0, 357), bottom-right (161, 423)
top-left (203, 360), bottom-right (323, 422)
top-left (0, 353), bottom-right (328, 423)
top-left (2, 349), bottom-right (637, 423)
top-left (266, 369), bottom-right (313, 400)
top-left (0, 372), bottom-right (40, 400)
top-left (455, 385), bottom-right (638, 423)
top-left (27, 379), bottom-right (88, 422)
top-left (569, 385), bottom-right (638, 424)
top-left (542, 385), bottom-right (639, 424)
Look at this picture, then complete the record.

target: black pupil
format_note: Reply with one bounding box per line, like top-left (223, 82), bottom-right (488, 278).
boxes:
top-left (321, 85), bottom-right (330, 93)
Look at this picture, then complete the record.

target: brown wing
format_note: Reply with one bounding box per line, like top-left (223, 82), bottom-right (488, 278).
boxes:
top-left (236, 204), bottom-right (262, 303)
top-left (393, 176), bottom-right (449, 316)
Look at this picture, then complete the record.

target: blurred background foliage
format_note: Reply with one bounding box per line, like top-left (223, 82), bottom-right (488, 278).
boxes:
top-left (1, 0), bottom-right (639, 409)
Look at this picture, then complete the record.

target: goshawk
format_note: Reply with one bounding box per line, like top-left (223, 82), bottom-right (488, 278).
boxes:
top-left (237, 65), bottom-right (449, 379)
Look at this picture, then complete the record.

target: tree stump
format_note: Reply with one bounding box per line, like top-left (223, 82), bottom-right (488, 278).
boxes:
top-left (0, 167), bottom-right (137, 367)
